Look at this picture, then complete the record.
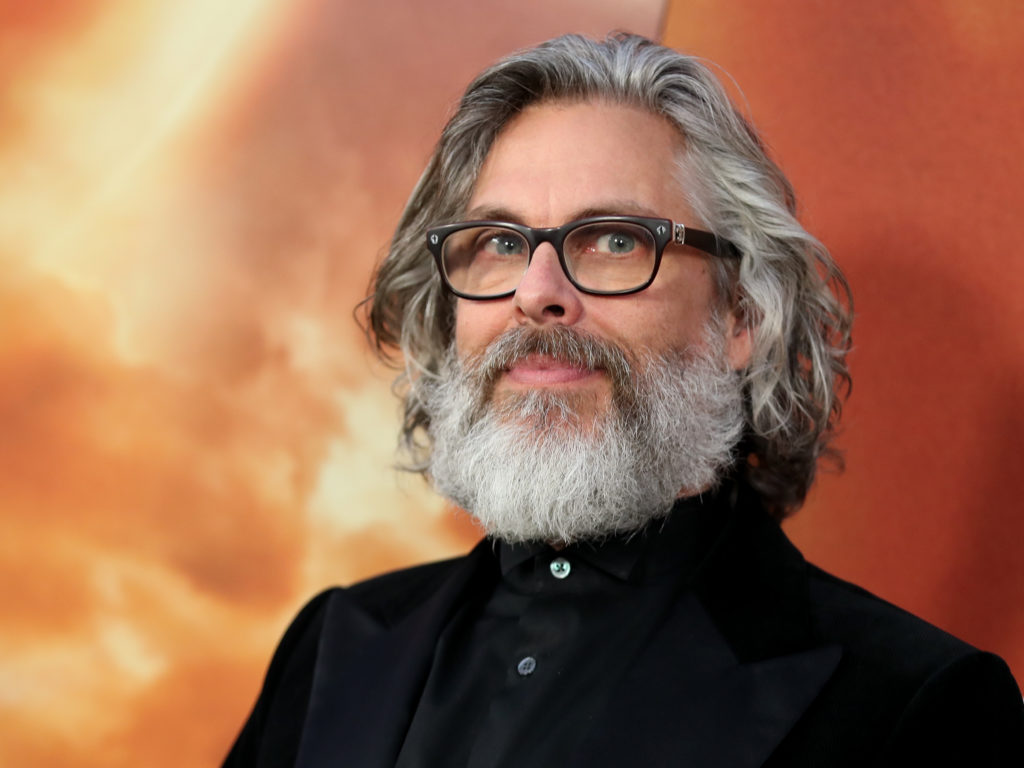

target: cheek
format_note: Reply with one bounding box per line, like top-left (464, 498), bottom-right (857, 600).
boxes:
top-left (606, 265), bottom-right (717, 348)
top-left (454, 299), bottom-right (511, 356)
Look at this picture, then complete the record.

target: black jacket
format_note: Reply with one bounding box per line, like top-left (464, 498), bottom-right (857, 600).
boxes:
top-left (225, 490), bottom-right (1024, 767)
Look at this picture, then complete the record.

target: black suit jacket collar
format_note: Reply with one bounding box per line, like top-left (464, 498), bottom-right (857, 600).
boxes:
top-left (293, 488), bottom-right (842, 767)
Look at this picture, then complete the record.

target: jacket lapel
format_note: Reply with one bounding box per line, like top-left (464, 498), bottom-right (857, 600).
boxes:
top-left (294, 541), bottom-right (498, 768)
top-left (578, 486), bottom-right (843, 767)
top-left (576, 590), bottom-right (840, 767)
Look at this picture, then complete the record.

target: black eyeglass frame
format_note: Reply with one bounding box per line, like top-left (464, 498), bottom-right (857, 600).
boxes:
top-left (425, 215), bottom-right (739, 300)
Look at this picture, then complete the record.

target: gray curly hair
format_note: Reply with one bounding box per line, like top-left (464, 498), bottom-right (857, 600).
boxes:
top-left (363, 33), bottom-right (852, 519)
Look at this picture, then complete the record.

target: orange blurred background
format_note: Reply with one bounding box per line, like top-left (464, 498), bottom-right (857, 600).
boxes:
top-left (1, 1), bottom-right (1020, 765)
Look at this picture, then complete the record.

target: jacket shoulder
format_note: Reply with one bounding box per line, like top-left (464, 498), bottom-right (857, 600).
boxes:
top-left (222, 589), bottom-right (335, 767)
top-left (774, 563), bottom-right (1024, 766)
top-left (345, 552), bottom-right (475, 626)
top-left (222, 551), bottom-right (478, 766)
top-left (805, 563), bottom-right (975, 666)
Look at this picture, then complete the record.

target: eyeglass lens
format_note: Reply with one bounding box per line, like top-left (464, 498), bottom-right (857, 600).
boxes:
top-left (441, 221), bottom-right (657, 297)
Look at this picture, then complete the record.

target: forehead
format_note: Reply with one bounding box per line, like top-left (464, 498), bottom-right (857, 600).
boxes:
top-left (467, 100), bottom-right (693, 224)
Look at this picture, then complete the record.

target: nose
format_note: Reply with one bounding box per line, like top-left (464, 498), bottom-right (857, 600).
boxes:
top-left (512, 243), bottom-right (585, 326)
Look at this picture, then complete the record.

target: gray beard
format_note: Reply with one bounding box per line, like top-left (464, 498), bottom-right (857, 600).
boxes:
top-left (421, 325), bottom-right (744, 544)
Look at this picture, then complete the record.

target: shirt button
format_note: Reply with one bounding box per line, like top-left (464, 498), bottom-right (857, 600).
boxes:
top-left (549, 557), bottom-right (571, 579)
top-left (517, 656), bottom-right (537, 676)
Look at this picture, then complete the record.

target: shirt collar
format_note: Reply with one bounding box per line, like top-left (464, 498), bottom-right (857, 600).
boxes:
top-left (495, 489), bottom-right (730, 584)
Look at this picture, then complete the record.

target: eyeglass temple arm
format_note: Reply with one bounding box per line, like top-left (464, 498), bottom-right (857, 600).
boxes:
top-left (673, 223), bottom-right (740, 259)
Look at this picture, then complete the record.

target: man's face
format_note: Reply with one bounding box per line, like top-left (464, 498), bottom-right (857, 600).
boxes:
top-left (425, 100), bottom-right (752, 542)
top-left (455, 100), bottom-right (751, 420)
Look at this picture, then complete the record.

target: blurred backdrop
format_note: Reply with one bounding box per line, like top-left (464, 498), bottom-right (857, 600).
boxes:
top-left (1, 1), bottom-right (1021, 765)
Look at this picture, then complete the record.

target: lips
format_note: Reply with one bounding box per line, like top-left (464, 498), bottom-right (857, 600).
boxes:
top-left (472, 326), bottom-right (631, 394)
top-left (503, 353), bottom-right (599, 386)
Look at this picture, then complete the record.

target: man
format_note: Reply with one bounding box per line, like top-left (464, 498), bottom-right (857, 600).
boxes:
top-left (225, 34), bottom-right (1024, 767)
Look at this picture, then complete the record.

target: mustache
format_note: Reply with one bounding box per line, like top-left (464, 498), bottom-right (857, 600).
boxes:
top-left (463, 325), bottom-right (634, 392)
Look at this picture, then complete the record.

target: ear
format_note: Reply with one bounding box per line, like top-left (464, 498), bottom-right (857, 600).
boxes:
top-left (724, 310), bottom-right (753, 371)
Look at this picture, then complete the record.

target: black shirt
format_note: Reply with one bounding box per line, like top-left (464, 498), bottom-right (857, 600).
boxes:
top-left (395, 493), bottom-right (728, 768)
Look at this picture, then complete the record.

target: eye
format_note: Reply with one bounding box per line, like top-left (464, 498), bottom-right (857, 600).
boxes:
top-left (596, 231), bottom-right (638, 254)
top-left (476, 230), bottom-right (525, 257)
top-left (491, 235), bottom-right (524, 255)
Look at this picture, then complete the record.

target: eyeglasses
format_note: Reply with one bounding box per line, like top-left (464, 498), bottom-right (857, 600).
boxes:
top-left (426, 215), bottom-right (739, 300)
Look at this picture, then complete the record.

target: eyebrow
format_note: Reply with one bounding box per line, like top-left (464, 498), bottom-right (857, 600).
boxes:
top-left (463, 199), bottom-right (664, 224)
